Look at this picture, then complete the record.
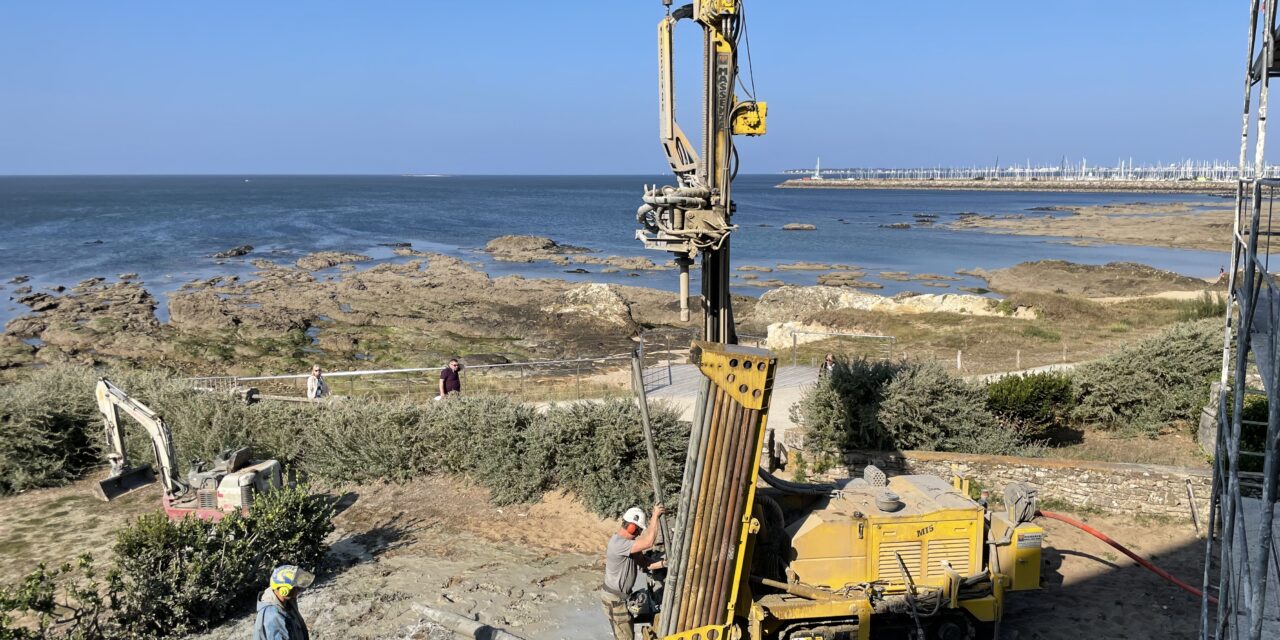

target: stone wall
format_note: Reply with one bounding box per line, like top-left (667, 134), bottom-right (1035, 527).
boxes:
top-left (834, 449), bottom-right (1212, 520)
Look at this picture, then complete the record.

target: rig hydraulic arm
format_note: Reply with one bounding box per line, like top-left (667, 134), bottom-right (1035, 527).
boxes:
top-left (635, 0), bottom-right (766, 343)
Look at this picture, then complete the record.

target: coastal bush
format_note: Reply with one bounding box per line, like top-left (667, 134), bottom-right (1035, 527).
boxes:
top-left (877, 361), bottom-right (1022, 455)
top-left (538, 399), bottom-right (687, 517)
top-left (427, 395), bottom-right (548, 505)
top-left (792, 357), bottom-right (1022, 456)
top-left (299, 400), bottom-right (428, 483)
top-left (0, 363), bottom-right (692, 519)
top-left (789, 358), bottom-right (898, 454)
top-left (0, 485), bottom-right (333, 640)
top-left (111, 485), bottom-right (332, 640)
top-left (0, 365), bottom-right (100, 495)
top-left (1072, 319), bottom-right (1220, 435)
top-left (986, 371), bottom-right (1074, 438)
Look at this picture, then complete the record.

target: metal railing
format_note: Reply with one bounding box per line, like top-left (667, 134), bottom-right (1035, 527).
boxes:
top-left (1202, 11), bottom-right (1280, 635)
top-left (184, 354), bottom-right (648, 404)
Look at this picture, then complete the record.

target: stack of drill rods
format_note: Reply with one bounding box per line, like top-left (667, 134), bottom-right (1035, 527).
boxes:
top-left (672, 387), bottom-right (763, 632)
top-left (659, 378), bottom-right (714, 637)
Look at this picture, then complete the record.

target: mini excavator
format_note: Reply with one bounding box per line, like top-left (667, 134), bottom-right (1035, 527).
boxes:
top-left (92, 378), bottom-right (282, 521)
top-left (631, 3), bottom-right (1043, 638)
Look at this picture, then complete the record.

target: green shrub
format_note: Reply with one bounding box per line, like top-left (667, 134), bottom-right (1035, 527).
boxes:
top-left (986, 371), bottom-right (1074, 436)
top-left (110, 485), bottom-right (332, 639)
top-left (429, 395), bottom-right (548, 505)
top-left (0, 365), bottom-right (694, 518)
top-left (0, 485), bottom-right (333, 640)
top-left (792, 357), bottom-right (1022, 456)
top-left (538, 399), bottom-right (687, 517)
top-left (0, 555), bottom-right (110, 640)
top-left (789, 358), bottom-right (898, 453)
top-left (1234, 393), bottom-right (1269, 473)
top-left (878, 361), bottom-right (1022, 455)
top-left (300, 400), bottom-right (428, 484)
top-left (0, 366), bottom-right (100, 495)
top-left (1072, 319), bottom-right (1220, 435)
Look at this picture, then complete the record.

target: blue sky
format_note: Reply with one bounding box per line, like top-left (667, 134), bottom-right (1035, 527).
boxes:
top-left (0, 1), bottom-right (1246, 174)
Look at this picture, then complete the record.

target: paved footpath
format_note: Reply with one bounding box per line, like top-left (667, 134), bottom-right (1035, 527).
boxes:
top-left (644, 364), bottom-right (818, 444)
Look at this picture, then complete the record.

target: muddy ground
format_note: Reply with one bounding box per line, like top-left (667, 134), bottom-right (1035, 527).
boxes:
top-left (0, 474), bottom-right (1207, 640)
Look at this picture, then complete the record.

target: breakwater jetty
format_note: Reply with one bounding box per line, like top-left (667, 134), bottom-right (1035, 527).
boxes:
top-left (776, 178), bottom-right (1234, 194)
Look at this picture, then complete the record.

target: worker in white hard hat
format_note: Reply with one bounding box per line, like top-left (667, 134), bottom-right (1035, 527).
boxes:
top-left (601, 503), bottom-right (666, 640)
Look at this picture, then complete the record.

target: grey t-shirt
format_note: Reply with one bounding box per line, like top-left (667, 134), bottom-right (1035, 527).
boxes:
top-left (603, 533), bottom-right (639, 596)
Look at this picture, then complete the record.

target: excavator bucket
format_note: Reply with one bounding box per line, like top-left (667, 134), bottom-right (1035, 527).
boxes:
top-left (93, 464), bottom-right (156, 501)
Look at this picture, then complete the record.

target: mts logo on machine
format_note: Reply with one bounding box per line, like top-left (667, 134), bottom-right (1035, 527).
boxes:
top-left (916, 524), bottom-right (935, 538)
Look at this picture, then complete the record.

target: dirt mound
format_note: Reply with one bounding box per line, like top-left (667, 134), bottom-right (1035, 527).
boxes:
top-left (484, 235), bottom-right (590, 262)
top-left (966, 260), bottom-right (1215, 297)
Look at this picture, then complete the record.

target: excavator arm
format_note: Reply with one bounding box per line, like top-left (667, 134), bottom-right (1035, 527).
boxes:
top-left (94, 378), bottom-right (188, 501)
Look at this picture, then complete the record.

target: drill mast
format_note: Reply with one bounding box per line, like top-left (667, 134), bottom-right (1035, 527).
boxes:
top-left (636, 0), bottom-right (766, 344)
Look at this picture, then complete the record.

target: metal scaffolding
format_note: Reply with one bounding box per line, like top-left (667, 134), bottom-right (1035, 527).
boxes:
top-left (1202, 2), bottom-right (1280, 638)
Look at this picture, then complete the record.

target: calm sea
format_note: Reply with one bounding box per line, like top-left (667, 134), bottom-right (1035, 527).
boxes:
top-left (0, 175), bottom-right (1226, 325)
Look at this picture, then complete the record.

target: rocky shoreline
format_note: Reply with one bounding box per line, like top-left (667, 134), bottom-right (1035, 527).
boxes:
top-left (0, 231), bottom-right (1223, 376)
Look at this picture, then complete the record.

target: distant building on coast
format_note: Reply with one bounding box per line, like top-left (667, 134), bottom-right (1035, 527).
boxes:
top-left (782, 159), bottom-right (1280, 183)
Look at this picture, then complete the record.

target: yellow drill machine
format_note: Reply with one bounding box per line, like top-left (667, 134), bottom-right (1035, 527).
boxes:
top-left (632, 3), bottom-right (1043, 638)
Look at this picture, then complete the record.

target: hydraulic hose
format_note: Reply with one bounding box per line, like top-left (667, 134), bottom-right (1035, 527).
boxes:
top-left (1036, 510), bottom-right (1216, 605)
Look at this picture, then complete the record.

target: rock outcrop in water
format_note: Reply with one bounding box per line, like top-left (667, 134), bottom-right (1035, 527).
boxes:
top-left (212, 245), bottom-right (254, 259)
top-left (483, 235), bottom-right (590, 262)
top-left (296, 251), bottom-right (372, 271)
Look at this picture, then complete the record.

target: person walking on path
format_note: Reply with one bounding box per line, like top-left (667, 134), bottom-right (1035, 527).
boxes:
top-left (438, 358), bottom-right (462, 399)
top-left (254, 564), bottom-right (314, 640)
top-left (601, 504), bottom-right (665, 640)
top-left (818, 353), bottom-right (836, 378)
top-left (306, 365), bottom-right (328, 400)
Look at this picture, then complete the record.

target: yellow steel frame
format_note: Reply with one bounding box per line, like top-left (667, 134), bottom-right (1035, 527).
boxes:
top-left (660, 343), bottom-right (775, 640)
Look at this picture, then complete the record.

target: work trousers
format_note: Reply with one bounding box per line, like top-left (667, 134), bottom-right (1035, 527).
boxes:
top-left (600, 590), bottom-right (633, 640)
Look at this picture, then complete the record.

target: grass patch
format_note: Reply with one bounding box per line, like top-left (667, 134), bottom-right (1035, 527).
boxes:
top-left (1105, 320), bottom-right (1132, 333)
top-left (1175, 291), bottom-right (1227, 322)
top-left (1021, 324), bottom-right (1061, 341)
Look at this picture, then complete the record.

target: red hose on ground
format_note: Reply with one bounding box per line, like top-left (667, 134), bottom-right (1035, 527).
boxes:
top-left (1036, 510), bottom-right (1217, 605)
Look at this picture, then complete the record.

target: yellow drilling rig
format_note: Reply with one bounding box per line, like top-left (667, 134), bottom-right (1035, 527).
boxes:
top-left (631, 2), bottom-right (1044, 639)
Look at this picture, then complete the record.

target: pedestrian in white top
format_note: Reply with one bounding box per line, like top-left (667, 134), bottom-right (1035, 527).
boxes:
top-left (306, 365), bottom-right (329, 400)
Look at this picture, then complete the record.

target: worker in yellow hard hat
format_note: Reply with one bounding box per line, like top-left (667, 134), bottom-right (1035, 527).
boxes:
top-left (254, 564), bottom-right (314, 640)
